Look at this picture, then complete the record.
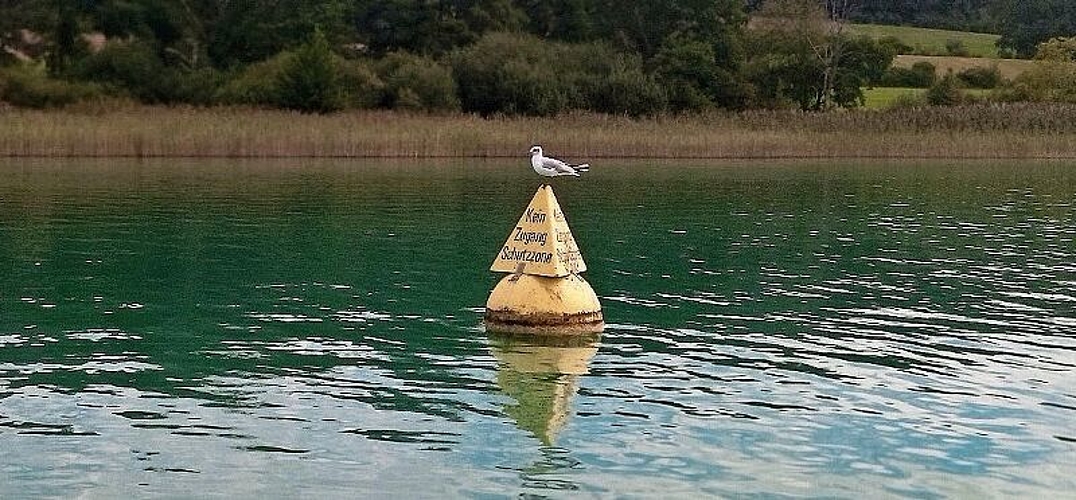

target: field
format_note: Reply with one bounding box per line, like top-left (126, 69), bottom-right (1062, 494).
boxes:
top-left (861, 87), bottom-right (925, 109)
top-left (848, 23), bottom-right (1002, 58)
top-left (893, 55), bottom-right (1035, 80)
top-left (845, 25), bottom-right (1037, 110)
top-left (861, 87), bottom-right (994, 109)
top-left (5, 104), bottom-right (1076, 159)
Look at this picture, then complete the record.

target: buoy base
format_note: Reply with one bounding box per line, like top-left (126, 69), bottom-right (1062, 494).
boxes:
top-left (484, 274), bottom-right (604, 336)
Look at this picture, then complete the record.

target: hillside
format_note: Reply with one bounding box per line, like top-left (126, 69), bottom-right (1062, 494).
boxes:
top-left (892, 55), bottom-right (1034, 80)
top-left (848, 24), bottom-right (1003, 58)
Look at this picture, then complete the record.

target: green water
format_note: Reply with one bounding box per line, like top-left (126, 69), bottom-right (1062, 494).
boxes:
top-left (1, 159), bottom-right (1074, 498)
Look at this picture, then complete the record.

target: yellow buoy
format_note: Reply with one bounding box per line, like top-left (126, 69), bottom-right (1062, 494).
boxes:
top-left (485, 185), bottom-right (603, 335)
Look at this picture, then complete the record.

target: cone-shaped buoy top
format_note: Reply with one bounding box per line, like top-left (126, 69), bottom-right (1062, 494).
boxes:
top-left (485, 185), bottom-right (603, 335)
top-left (490, 185), bottom-right (586, 277)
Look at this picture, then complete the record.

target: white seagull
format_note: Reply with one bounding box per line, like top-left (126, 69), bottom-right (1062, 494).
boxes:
top-left (530, 145), bottom-right (589, 178)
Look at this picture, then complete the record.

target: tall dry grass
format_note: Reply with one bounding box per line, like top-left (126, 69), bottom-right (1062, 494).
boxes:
top-left (3, 102), bottom-right (1076, 158)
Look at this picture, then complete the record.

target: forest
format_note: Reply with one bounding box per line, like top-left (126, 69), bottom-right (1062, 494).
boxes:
top-left (1, 0), bottom-right (1074, 115)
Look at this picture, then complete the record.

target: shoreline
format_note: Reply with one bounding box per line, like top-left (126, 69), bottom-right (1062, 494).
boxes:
top-left (7, 154), bottom-right (1076, 160)
top-left (4, 104), bottom-right (1076, 159)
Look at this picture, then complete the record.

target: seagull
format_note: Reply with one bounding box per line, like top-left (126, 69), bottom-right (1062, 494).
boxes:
top-left (530, 145), bottom-right (589, 178)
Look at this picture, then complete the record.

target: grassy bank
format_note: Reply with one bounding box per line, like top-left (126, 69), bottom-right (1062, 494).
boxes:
top-left (4, 104), bottom-right (1076, 159)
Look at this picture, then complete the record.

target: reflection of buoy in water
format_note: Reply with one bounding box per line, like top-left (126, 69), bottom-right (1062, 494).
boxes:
top-left (485, 185), bottom-right (603, 335)
top-left (490, 333), bottom-right (599, 445)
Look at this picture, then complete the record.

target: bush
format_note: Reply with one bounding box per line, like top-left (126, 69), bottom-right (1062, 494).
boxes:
top-left (656, 36), bottom-right (738, 111)
top-left (957, 65), bottom-right (1002, 89)
top-left (1005, 61), bottom-right (1076, 103)
top-left (215, 52), bottom-right (292, 106)
top-left (945, 39), bottom-right (969, 57)
top-left (557, 42), bottom-right (667, 115)
top-left (70, 40), bottom-right (223, 104)
top-left (655, 37), bottom-right (714, 110)
top-left (275, 30), bottom-right (345, 113)
top-left (451, 32), bottom-right (571, 116)
top-left (375, 52), bottom-right (459, 112)
top-left (0, 64), bottom-right (102, 108)
top-left (339, 59), bottom-right (384, 109)
top-left (71, 41), bottom-right (169, 101)
top-left (881, 61), bottom-right (936, 88)
top-left (994, 37), bottom-right (1076, 104)
top-left (877, 36), bottom-right (913, 55)
top-left (926, 71), bottom-right (963, 106)
top-left (1034, 37), bottom-right (1076, 62)
top-left (889, 91), bottom-right (926, 109)
top-left (218, 49), bottom-right (385, 110)
top-left (586, 61), bottom-right (667, 116)
top-left (452, 32), bottom-right (666, 116)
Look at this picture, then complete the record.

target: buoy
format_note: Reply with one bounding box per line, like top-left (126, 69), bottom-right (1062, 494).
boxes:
top-left (485, 185), bottom-right (603, 335)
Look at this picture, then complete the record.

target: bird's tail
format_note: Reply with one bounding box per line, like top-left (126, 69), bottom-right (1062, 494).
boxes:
top-left (573, 163), bottom-right (590, 173)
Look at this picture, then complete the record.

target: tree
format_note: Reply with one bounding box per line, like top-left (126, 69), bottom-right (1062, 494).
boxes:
top-left (925, 70), bottom-right (963, 106)
top-left (849, 0), bottom-right (995, 32)
top-left (592, 0), bottom-right (751, 109)
top-left (593, 0), bottom-right (746, 60)
top-left (1035, 36), bottom-right (1076, 62)
top-left (517, 0), bottom-right (596, 42)
top-left (655, 35), bottom-right (747, 111)
top-left (451, 32), bottom-right (665, 116)
top-left (747, 0), bottom-right (892, 110)
top-left (814, 0), bottom-right (860, 110)
top-left (993, 0), bottom-right (1076, 58)
top-left (1005, 37), bottom-right (1076, 103)
top-left (0, 0), bottom-right (55, 64)
top-left (276, 29), bottom-right (345, 113)
top-left (352, 0), bottom-right (526, 56)
top-left (207, 0), bottom-right (351, 66)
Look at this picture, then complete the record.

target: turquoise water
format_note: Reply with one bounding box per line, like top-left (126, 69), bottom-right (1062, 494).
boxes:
top-left (1, 159), bottom-right (1074, 498)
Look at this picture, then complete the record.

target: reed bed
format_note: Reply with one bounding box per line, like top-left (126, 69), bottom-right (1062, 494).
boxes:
top-left (3, 103), bottom-right (1076, 158)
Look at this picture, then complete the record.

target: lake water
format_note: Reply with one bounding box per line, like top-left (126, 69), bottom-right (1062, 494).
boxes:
top-left (1, 159), bottom-right (1074, 498)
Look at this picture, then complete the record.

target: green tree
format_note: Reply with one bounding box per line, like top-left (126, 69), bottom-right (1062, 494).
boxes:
top-left (517, 0), bottom-right (596, 42)
top-left (655, 35), bottom-right (746, 111)
top-left (925, 70), bottom-right (963, 106)
top-left (849, 0), bottom-right (995, 32)
top-left (1034, 36), bottom-right (1076, 62)
top-left (1005, 37), bottom-right (1076, 103)
top-left (352, 0), bottom-right (525, 55)
top-left (592, 0), bottom-right (746, 60)
top-left (747, 0), bottom-right (892, 110)
top-left (591, 0), bottom-right (751, 109)
top-left (276, 29), bottom-right (345, 113)
top-left (993, 0), bottom-right (1076, 58)
top-left (47, 1), bottom-right (89, 75)
top-left (451, 32), bottom-right (571, 116)
top-left (375, 51), bottom-right (459, 111)
top-left (451, 32), bottom-right (664, 116)
top-left (880, 60), bottom-right (936, 88)
top-left (207, 0), bottom-right (350, 66)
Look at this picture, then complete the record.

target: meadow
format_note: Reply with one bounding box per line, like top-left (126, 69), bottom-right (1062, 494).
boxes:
top-left (861, 87), bottom-right (994, 109)
top-left (892, 55), bottom-right (1035, 80)
top-left (4, 104), bottom-right (1076, 159)
top-left (848, 23), bottom-right (1002, 58)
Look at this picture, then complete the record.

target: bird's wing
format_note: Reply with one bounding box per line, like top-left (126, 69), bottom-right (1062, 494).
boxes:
top-left (542, 157), bottom-right (576, 174)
